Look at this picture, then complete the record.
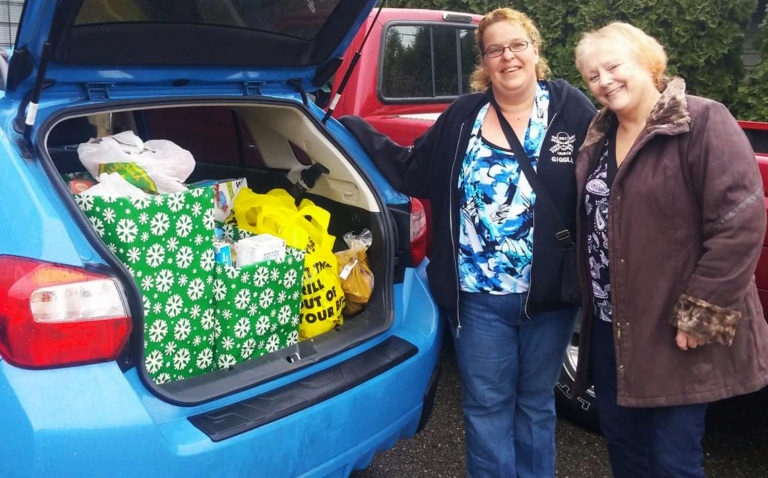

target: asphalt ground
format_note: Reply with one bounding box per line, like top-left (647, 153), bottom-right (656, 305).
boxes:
top-left (351, 343), bottom-right (768, 477)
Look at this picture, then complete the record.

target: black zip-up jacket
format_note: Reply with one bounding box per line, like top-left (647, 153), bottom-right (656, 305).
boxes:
top-left (340, 79), bottom-right (595, 327)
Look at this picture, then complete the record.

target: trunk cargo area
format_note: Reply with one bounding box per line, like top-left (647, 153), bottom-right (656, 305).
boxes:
top-left (44, 100), bottom-right (394, 404)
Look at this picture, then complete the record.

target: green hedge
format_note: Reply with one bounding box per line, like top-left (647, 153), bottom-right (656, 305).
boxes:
top-left (383, 0), bottom-right (764, 120)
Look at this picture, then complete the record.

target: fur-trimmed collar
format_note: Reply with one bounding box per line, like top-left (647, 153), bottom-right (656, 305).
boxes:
top-left (582, 77), bottom-right (690, 150)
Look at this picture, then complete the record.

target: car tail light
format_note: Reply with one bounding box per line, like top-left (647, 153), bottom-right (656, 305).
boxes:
top-left (410, 198), bottom-right (428, 266)
top-left (0, 256), bottom-right (132, 368)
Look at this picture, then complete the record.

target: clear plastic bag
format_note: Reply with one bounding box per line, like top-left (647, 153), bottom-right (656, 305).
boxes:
top-left (334, 229), bottom-right (374, 316)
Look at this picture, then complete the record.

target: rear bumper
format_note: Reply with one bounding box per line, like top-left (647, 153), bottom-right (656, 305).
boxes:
top-left (189, 336), bottom-right (418, 442)
top-left (0, 268), bottom-right (442, 478)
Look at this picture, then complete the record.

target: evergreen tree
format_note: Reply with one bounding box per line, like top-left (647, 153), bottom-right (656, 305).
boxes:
top-left (382, 0), bottom-right (761, 118)
top-left (733, 4), bottom-right (768, 120)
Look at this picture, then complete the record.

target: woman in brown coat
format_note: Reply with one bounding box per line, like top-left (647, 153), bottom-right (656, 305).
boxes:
top-left (572, 22), bottom-right (768, 477)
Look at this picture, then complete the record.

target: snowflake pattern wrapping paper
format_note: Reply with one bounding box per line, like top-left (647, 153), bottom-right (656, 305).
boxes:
top-left (76, 187), bottom-right (217, 383)
top-left (213, 245), bottom-right (304, 368)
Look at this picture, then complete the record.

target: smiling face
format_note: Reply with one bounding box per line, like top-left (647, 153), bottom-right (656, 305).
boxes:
top-left (579, 39), bottom-right (660, 119)
top-left (481, 21), bottom-right (540, 99)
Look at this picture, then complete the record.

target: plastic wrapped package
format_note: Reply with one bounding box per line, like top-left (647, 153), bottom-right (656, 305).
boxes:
top-left (334, 229), bottom-right (374, 315)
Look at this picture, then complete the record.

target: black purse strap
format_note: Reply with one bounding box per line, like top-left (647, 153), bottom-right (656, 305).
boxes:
top-left (489, 94), bottom-right (574, 249)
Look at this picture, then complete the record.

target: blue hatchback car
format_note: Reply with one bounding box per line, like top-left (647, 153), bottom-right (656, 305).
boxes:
top-left (0, 1), bottom-right (441, 476)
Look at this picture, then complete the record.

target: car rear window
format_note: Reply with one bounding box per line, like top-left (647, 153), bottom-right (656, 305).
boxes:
top-left (744, 128), bottom-right (768, 155)
top-left (74, 0), bottom-right (343, 40)
top-left (381, 23), bottom-right (476, 101)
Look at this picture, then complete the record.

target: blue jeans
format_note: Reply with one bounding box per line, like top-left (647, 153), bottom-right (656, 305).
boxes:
top-left (453, 292), bottom-right (576, 478)
top-left (590, 319), bottom-right (708, 478)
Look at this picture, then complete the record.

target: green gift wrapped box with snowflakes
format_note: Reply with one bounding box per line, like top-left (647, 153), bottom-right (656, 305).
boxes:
top-left (75, 187), bottom-right (218, 384)
top-left (213, 246), bottom-right (304, 368)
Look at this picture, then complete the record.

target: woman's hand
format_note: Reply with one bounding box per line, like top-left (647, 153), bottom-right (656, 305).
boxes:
top-left (675, 330), bottom-right (700, 351)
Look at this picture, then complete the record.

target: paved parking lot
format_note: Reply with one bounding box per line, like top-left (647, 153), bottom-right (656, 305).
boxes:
top-left (352, 344), bottom-right (768, 477)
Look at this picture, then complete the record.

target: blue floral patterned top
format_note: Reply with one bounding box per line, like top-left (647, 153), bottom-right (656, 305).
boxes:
top-left (457, 82), bottom-right (550, 294)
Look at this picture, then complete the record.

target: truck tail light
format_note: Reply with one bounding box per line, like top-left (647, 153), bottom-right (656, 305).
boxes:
top-left (410, 198), bottom-right (428, 266)
top-left (0, 256), bottom-right (132, 368)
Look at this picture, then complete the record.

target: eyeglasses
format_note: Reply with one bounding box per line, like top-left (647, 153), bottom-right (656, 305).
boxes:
top-left (483, 41), bottom-right (533, 58)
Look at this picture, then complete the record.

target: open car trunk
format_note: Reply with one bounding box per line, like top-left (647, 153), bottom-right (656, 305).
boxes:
top-left (43, 99), bottom-right (396, 404)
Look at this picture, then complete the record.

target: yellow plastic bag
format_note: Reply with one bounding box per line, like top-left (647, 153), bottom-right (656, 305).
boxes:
top-left (233, 188), bottom-right (309, 249)
top-left (232, 188), bottom-right (344, 339)
top-left (297, 198), bottom-right (344, 339)
top-left (334, 229), bottom-right (374, 316)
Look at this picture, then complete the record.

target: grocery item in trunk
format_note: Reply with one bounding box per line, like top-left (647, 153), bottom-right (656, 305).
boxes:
top-left (235, 234), bottom-right (286, 267)
top-left (77, 131), bottom-right (195, 194)
top-left (213, 243), bottom-right (304, 368)
top-left (233, 188), bottom-right (309, 249)
top-left (232, 188), bottom-right (345, 339)
top-left (65, 171), bottom-right (96, 194)
top-left (75, 187), bottom-right (218, 383)
top-left (295, 198), bottom-right (344, 339)
top-left (80, 172), bottom-right (148, 199)
top-left (190, 177), bottom-right (247, 222)
top-left (334, 229), bottom-right (374, 315)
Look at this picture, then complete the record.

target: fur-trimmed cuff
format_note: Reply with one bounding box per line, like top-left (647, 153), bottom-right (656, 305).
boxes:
top-left (670, 293), bottom-right (741, 346)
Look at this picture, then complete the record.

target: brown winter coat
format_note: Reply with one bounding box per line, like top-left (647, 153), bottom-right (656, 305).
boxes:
top-left (573, 78), bottom-right (768, 407)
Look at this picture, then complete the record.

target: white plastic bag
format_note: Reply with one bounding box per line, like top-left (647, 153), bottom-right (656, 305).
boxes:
top-left (80, 173), bottom-right (149, 199)
top-left (77, 131), bottom-right (195, 194)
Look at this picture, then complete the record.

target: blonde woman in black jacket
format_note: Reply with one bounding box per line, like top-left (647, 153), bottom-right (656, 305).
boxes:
top-left (342, 8), bottom-right (595, 477)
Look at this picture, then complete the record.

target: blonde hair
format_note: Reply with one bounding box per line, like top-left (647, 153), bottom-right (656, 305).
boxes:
top-left (469, 8), bottom-right (550, 92)
top-left (575, 22), bottom-right (668, 90)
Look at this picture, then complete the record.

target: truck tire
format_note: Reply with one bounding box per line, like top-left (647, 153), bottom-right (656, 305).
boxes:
top-left (555, 314), bottom-right (600, 430)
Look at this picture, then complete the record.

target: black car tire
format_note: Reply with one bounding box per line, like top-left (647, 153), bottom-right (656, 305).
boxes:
top-left (555, 314), bottom-right (600, 430)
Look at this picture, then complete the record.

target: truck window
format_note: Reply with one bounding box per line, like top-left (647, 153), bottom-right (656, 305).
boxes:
top-left (745, 129), bottom-right (768, 154)
top-left (381, 24), bottom-right (476, 101)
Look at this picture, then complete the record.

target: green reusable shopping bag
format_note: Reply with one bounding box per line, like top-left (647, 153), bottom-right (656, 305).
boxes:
top-left (76, 187), bottom-right (217, 383)
top-left (213, 243), bottom-right (304, 368)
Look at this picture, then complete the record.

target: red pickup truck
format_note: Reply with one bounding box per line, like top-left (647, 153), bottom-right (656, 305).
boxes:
top-left (330, 8), bottom-right (481, 256)
top-left (330, 7), bottom-right (768, 427)
top-left (330, 8), bottom-right (481, 143)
